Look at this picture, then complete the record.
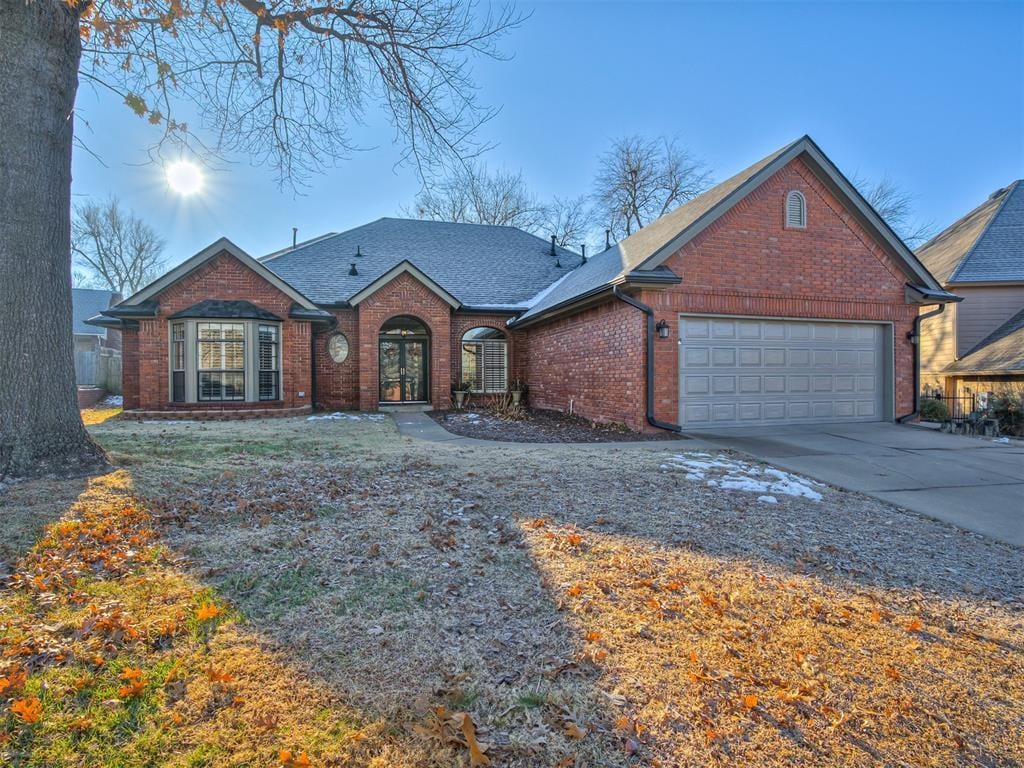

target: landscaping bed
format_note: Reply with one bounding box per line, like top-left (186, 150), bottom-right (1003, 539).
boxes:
top-left (430, 406), bottom-right (681, 443)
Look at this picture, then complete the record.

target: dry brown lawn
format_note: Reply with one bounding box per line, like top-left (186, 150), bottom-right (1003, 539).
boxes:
top-left (0, 411), bottom-right (1021, 767)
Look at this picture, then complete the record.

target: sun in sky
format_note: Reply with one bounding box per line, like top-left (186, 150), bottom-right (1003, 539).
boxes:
top-left (165, 160), bottom-right (204, 196)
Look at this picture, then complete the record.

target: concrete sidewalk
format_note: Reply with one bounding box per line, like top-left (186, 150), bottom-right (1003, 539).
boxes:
top-left (688, 423), bottom-right (1024, 547)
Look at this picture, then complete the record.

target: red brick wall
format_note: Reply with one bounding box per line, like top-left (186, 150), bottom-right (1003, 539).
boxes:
top-left (122, 329), bottom-right (140, 409)
top-left (355, 272), bottom-right (453, 410)
top-left (122, 251), bottom-right (312, 411)
top-left (644, 157), bottom-right (917, 427)
top-left (524, 157), bottom-right (918, 432)
top-left (314, 308), bottom-right (360, 409)
top-left (525, 300), bottom-right (647, 430)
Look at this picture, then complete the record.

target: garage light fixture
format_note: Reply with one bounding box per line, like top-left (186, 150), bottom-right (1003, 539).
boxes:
top-left (656, 319), bottom-right (670, 339)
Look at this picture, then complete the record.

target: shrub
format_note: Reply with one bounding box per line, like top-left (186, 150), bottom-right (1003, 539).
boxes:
top-left (920, 398), bottom-right (950, 422)
top-left (990, 391), bottom-right (1024, 436)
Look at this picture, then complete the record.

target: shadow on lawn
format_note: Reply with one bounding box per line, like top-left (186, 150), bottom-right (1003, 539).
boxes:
top-left (28, 416), bottom-right (1018, 767)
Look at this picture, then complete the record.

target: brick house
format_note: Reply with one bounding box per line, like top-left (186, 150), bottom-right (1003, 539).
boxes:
top-left (916, 180), bottom-right (1024, 402)
top-left (89, 136), bottom-right (955, 430)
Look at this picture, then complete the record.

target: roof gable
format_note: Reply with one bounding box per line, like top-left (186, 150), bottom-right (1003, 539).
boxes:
top-left (348, 261), bottom-right (460, 308)
top-left (947, 181), bottom-right (1024, 284)
top-left (516, 136), bottom-right (943, 325)
top-left (120, 238), bottom-right (319, 310)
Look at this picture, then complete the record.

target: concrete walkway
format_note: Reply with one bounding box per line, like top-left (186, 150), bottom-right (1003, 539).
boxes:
top-left (688, 423), bottom-right (1024, 547)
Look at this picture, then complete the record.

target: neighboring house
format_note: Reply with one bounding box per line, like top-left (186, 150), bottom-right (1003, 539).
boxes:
top-left (72, 288), bottom-right (122, 392)
top-left (88, 136), bottom-right (954, 430)
top-left (916, 180), bottom-right (1024, 399)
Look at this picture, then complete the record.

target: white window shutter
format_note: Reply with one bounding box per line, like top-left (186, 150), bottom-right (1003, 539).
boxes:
top-left (482, 340), bottom-right (507, 393)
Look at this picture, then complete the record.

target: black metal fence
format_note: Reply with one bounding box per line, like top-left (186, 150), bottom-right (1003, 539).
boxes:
top-left (921, 394), bottom-right (977, 423)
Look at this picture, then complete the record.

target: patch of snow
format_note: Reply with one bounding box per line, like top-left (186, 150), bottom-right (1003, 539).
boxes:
top-left (665, 452), bottom-right (824, 502)
top-left (992, 437), bottom-right (1011, 444)
top-left (307, 412), bottom-right (385, 422)
top-left (101, 395), bottom-right (123, 406)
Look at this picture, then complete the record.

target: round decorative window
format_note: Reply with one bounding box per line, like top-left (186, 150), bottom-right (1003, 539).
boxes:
top-left (328, 333), bottom-right (350, 364)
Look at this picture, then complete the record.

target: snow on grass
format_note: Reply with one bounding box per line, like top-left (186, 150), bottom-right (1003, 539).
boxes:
top-left (307, 412), bottom-right (386, 422)
top-left (101, 394), bottom-right (124, 406)
top-left (664, 452), bottom-right (824, 501)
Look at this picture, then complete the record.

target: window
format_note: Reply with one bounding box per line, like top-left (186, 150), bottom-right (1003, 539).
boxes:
top-left (171, 323), bottom-right (186, 402)
top-left (461, 327), bottom-right (507, 393)
top-left (258, 324), bottom-right (280, 400)
top-left (785, 190), bottom-right (807, 229)
top-left (197, 322), bottom-right (245, 401)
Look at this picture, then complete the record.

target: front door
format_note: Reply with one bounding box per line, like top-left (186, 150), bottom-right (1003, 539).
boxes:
top-left (379, 339), bottom-right (428, 403)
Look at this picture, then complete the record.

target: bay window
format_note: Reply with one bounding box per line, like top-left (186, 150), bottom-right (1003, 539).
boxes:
top-left (168, 318), bottom-right (282, 403)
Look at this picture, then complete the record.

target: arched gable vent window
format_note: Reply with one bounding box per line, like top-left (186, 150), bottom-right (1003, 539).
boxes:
top-left (461, 327), bottom-right (507, 393)
top-left (785, 190), bottom-right (807, 229)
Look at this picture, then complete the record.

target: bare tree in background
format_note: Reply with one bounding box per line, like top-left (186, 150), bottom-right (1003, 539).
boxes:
top-left (544, 195), bottom-right (596, 251)
top-left (0, 0), bottom-right (521, 479)
top-left (408, 164), bottom-right (547, 231)
top-left (595, 135), bottom-right (713, 238)
top-left (72, 197), bottom-right (166, 296)
top-left (854, 173), bottom-right (934, 247)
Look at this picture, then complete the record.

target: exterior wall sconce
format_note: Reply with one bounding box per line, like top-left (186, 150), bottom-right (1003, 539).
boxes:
top-left (656, 319), bottom-right (670, 339)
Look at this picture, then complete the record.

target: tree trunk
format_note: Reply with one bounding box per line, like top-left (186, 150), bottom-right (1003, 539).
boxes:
top-left (0, 0), bottom-right (107, 479)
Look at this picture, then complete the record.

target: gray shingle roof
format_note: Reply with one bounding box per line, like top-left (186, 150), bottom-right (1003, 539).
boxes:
top-left (517, 135), bottom-right (946, 325)
top-left (72, 288), bottom-right (118, 335)
top-left (260, 218), bottom-right (579, 307)
top-left (945, 306), bottom-right (1024, 374)
top-left (516, 139), bottom-right (796, 323)
top-left (917, 180), bottom-right (1024, 285)
top-left (169, 299), bottom-right (282, 321)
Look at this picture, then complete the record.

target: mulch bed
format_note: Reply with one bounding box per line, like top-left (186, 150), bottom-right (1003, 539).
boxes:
top-left (429, 407), bottom-right (682, 443)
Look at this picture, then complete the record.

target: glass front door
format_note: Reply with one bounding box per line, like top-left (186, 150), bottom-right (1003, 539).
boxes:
top-left (379, 339), bottom-right (428, 403)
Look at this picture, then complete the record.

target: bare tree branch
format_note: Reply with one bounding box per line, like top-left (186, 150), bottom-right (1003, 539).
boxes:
top-left (78, 0), bottom-right (524, 187)
top-left (71, 196), bottom-right (167, 295)
top-left (594, 135), bottom-right (713, 238)
top-left (853, 172), bottom-right (935, 247)
top-left (406, 163), bottom-right (548, 231)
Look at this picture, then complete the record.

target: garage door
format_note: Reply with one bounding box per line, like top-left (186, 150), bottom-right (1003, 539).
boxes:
top-left (678, 316), bottom-right (887, 427)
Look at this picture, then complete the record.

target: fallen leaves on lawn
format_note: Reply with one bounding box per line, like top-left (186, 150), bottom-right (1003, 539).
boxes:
top-left (195, 601), bottom-right (223, 621)
top-left (10, 696), bottom-right (42, 724)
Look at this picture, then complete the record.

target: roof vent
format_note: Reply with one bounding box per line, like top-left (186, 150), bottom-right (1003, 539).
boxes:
top-left (349, 262), bottom-right (358, 276)
top-left (356, 245), bottom-right (362, 256)
top-left (549, 234), bottom-right (556, 257)
top-left (785, 190), bottom-right (807, 229)
top-left (989, 187), bottom-right (1006, 200)
top-left (580, 244), bottom-right (587, 266)
top-left (605, 229), bottom-right (611, 250)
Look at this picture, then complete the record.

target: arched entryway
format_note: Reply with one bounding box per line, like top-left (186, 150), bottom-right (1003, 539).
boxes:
top-left (379, 315), bottom-right (430, 403)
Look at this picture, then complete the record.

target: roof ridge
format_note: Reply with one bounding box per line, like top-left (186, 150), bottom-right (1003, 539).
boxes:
top-left (616, 135), bottom-right (805, 266)
top-left (379, 216), bottom-right (580, 254)
top-left (947, 180), bottom-right (1020, 283)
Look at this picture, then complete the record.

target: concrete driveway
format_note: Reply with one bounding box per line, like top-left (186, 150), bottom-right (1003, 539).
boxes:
top-left (689, 423), bottom-right (1024, 547)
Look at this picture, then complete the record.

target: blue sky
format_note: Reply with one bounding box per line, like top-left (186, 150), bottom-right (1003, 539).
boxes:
top-left (71, 0), bottom-right (1023, 268)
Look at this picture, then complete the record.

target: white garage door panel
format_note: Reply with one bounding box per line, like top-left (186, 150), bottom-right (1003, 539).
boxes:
top-left (679, 316), bottom-right (886, 427)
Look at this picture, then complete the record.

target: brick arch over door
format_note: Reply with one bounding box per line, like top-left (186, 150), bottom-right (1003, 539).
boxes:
top-left (357, 272), bottom-right (452, 410)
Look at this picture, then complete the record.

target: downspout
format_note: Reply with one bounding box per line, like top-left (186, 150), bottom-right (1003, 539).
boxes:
top-left (612, 286), bottom-right (684, 433)
top-left (896, 303), bottom-right (946, 423)
top-left (310, 328), bottom-right (318, 411)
